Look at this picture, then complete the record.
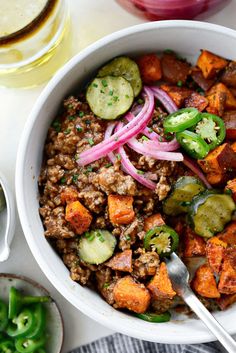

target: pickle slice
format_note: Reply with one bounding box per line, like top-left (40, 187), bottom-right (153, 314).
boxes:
top-left (86, 76), bottom-right (134, 120)
top-left (190, 191), bottom-right (235, 238)
top-left (163, 176), bottom-right (205, 216)
top-left (97, 56), bottom-right (142, 97)
top-left (78, 230), bottom-right (117, 265)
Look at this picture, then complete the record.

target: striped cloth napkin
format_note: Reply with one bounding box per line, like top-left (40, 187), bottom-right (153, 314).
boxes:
top-left (70, 333), bottom-right (223, 353)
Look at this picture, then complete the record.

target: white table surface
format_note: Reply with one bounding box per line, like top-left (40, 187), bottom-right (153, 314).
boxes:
top-left (0, 1), bottom-right (236, 352)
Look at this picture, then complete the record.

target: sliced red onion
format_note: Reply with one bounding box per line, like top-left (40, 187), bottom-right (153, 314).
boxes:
top-left (183, 155), bottom-right (212, 189)
top-left (149, 86), bottom-right (178, 113)
top-left (104, 122), bottom-right (117, 164)
top-left (77, 87), bottom-right (155, 166)
top-left (127, 138), bottom-right (183, 161)
top-left (118, 145), bottom-right (156, 190)
top-left (126, 112), bottom-right (180, 151)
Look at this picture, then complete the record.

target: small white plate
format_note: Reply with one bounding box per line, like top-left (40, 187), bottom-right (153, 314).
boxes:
top-left (0, 172), bottom-right (16, 261)
top-left (0, 273), bottom-right (64, 353)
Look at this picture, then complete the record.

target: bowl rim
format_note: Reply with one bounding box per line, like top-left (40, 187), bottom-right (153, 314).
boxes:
top-left (16, 20), bottom-right (236, 344)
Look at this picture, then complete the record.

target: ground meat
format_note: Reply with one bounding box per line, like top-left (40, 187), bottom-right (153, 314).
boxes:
top-left (63, 252), bottom-right (92, 285)
top-left (155, 175), bottom-right (171, 201)
top-left (115, 218), bottom-right (141, 251)
top-left (47, 154), bottom-right (76, 170)
top-left (44, 207), bottom-right (75, 239)
top-left (96, 268), bottom-right (117, 305)
top-left (93, 166), bottom-right (137, 196)
top-left (133, 252), bottom-right (160, 279)
top-left (151, 298), bottom-right (174, 314)
top-left (78, 190), bottom-right (106, 213)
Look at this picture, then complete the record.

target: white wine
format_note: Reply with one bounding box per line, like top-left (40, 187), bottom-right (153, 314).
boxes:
top-left (0, 0), bottom-right (71, 88)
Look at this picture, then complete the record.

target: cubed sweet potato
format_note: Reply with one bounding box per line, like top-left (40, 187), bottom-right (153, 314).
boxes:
top-left (206, 86), bottom-right (226, 117)
top-left (113, 276), bottom-right (150, 313)
top-left (136, 54), bottom-right (162, 83)
top-left (197, 50), bottom-right (228, 79)
top-left (191, 67), bottom-right (215, 91)
top-left (65, 201), bottom-right (92, 235)
top-left (223, 111), bottom-right (236, 140)
top-left (217, 221), bottom-right (236, 246)
top-left (216, 293), bottom-right (236, 310)
top-left (147, 262), bottom-right (176, 300)
top-left (206, 172), bottom-right (227, 186)
top-left (221, 61), bottom-right (236, 87)
top-left (106, 249), bottom-right (133, 273)
top-left (198, 143), bottom-right (236, 174)
top-left (225, 179), bottom-right (236, 202)
top-left (183, 227), bottom-right (206, 258)
top-left (218, 247), bottom-right (236, 294)
top-left (160, 85), bottom-right (192, 107)
top-left (108, 195), bottom-right (135, 225)
top-left (208, 83), bottom-right (236, 110)
top-left (184, 92), bottom-right (208, 111)
top-left (61, 187), bottom-right (78, 204)
top-left (206, 237), bottom-right (227, 274)
top-left (161, 53), bottom-right (190, 84)
top-left (191, 264), bottom-right (220, 298)
top-left (231, 142), bottom-right (236, 152)
top-left (144, 213), bottom-right (165, 232)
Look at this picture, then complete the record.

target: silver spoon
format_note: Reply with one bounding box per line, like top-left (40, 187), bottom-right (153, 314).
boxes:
top-left (165, 252), bottom-right (236, 353)
top-left (0, 172), bottom-right (15, 261)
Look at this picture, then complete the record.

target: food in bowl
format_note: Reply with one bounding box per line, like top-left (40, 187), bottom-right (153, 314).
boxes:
top-left (38, 48), bottom-right (236, 323)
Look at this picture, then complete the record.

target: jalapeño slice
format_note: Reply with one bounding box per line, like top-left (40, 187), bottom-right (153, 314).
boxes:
top-left (176, 130), bottom-right (210, 159)
top-left (164, 108), bottom-right (201, 133)
top-left (195, 113), bottom-right (226, 150)
top-left (144, 225), bottom-right (179, 257)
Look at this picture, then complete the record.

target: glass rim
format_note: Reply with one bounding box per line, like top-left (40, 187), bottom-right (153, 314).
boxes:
top-left (0, 0), bottom-right (59, 46)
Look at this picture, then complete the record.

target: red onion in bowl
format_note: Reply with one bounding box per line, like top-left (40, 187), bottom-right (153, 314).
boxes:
top-left (116, 0), bottom-right (231, 21)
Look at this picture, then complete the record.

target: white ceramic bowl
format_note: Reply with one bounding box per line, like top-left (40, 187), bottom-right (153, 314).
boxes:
top-left (16, 20), bottom-right (236, 344)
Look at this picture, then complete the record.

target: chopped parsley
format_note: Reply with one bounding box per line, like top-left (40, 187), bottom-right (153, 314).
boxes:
top-left (93, 83), bottom-right (98, 88)
top-left (137, 98), bottom-right (144, 104)
top-left (88, 138), bottom-right (94, 146)
top-left (103, 282), bottom-right (110, 289)
top-left (72, 174), bottom-right (78, 183)
top-left (177, 80), bottom-right (183, 87)
top-left (137, 170), bottom-right (145, 175)
top-left (52, 119), bottom-right (61, 133)
top-left (67, 104), bottom-right (73, 109)
top-left (79, 111), bottom-right (85, 117)
top-left (60, 176), bottom-right (66, 184)
top-left (141, 135), bottom-right (149, 141)
top-left (68, 115), bottom-right (76, 121)
top-left (148, 128), bottom-right (153, 133)
top-left (64, 129), bottom-right (71, 135)
top-left (164, 49), bottom-right (175, 55)
top-left (116, 153), bottom-right (121, 161)
top-left (125, 94), bottom-right (130, 99)
top-left (107, 102), bottom-right (113, 106)
top-left (85, 119), bottom-right (91, 125)
top-left (125, 235), bottom-right (131, 241)
top-left (100, 89), bottom-right (105, 94)
top-left (76, 126), bottom-right (83, 132)
top-left (105, 163), bottom-right (113, 168)
top-left (113, 96), bottom-right (119, 102)
top-left (101, 79), bottom-right (108, 87)
top-left (109, 90), bottom-right (114, 96)
top-left (86, 166), bottom-right (93, 173)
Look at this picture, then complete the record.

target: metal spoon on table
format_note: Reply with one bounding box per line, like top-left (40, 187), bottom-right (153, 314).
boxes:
top-left (165, 252), bottom-right (236, 353)
top-left (0, 172), bottom-right (16, 261)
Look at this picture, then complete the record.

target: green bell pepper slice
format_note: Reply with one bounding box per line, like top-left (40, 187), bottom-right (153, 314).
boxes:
top-left (15, 336), bottom-right (45, 353)
top-left (26, 304), bottom-right (46, 339)
top-left (0, 339), bottom-right (15, 353)
top-left (6, 308), bottom-right (36, 338)
top-left (144, 225), bottom-right (179, 257)
top-left (176, 130), bottom-right (210, 159)
top-left (8, 287), bottom-right (50, 319)
top-left (194, 113), bottom-right (226, 150)
top-left (0, 300), bottom-right (8, 332)
top-left (164, 108), bottom-right (201, 133)
top-left (135, 311), bottom-right (171, 323)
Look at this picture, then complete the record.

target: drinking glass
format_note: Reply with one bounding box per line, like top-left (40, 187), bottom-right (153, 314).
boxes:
top-left (0, 0), bottom-right (71, 88)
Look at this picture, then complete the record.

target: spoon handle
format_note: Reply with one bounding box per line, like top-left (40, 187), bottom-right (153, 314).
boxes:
top-left (183, 287), bottom-right (236, 353)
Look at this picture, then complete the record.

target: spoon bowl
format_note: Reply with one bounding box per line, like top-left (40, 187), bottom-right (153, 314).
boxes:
top-left (0, 172), bottom-right (16, 261)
